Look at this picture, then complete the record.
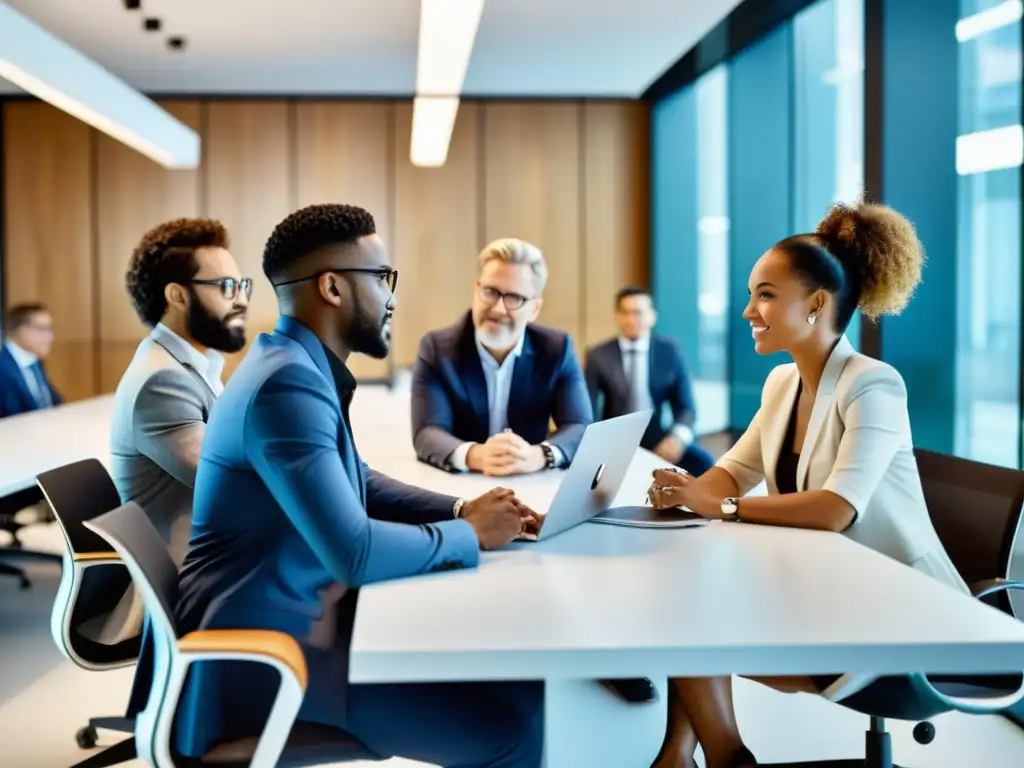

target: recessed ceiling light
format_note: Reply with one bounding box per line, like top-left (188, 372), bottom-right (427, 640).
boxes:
top-left (167, 36), bottom-right (186, 51)
top-left (123, 0), bottom-right (141, 10)
top-left (143, 17), bottom-right (161, 32)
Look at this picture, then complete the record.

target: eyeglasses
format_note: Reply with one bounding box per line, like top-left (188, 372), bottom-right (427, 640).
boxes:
top-left (477, 284), bottom-right (532, 311)
top-left (274, 267), bottom-right (398, 294)
top-left (191, 277), bottom-right (253, 301)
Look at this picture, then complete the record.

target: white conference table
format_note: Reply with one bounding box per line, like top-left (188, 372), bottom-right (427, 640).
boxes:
top-left (5, 392), bottom-right (1024, 765)
top-left (0, 395), bottom-right (116, 499)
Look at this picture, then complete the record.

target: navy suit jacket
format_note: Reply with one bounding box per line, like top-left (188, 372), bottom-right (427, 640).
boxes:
top-left (411, 312), bottom-right (593, 470)
top-left (0, 345), bottom-right (61, 418)
top-left (128, 315), bottom-right (480, 757)
top-left (584, 334), bottom-right (696, 451)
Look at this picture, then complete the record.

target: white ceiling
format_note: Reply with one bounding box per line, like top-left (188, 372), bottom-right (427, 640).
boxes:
top-left (0, 0), bottom-right (743, 96)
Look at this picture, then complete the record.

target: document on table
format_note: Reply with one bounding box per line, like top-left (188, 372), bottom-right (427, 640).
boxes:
top-left (591, 505), bottom-right (709, 529)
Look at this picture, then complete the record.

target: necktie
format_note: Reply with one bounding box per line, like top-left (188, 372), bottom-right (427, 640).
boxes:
top-left (626, 348), bottom-right (645, 413)
top-left (31, 363), bottom-right (53, 408)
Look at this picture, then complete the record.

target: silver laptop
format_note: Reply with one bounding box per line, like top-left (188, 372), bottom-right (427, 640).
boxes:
top-left (516, 409), bottom-right (653, 542)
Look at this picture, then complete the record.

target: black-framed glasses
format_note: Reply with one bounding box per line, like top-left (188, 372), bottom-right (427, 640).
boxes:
top-left (191, 277), bottom-right (253, 301)
top-left (477, 284), bottom-right (532, 311)
top-left (274, 267), bottom-right (398, 294)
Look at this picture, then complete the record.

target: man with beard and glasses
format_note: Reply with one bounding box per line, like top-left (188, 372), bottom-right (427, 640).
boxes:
top-left (152, 204), bottom-right (544, 766)
top-left (106, 218), bottom-right (250, 645)
top-left (411, 238), bottom-right (592, 476)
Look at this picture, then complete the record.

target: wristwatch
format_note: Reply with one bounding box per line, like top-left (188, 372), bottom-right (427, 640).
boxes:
top-left (720, 497), bottom-right (741, 521)
top-left (540, 442), bottom-right (556, 469)
top-left (452, 498), bottom-right (466, 519)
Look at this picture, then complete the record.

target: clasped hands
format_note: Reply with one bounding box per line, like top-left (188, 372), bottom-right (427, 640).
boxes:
top-left (466, 431), bottom-right (546, 476)
top-left (646, 467), bottom-right (723, 519)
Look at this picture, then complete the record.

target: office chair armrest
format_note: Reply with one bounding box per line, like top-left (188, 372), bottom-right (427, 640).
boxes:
top-left (818, 673), bottom-right (882, 702)
top-left (907, 671), bottom-right (1024, 715)
top-left (151, 630), bottom-right (308, 768)
top-left (971, 577), bottom-right (1024, 600)
top-left (73, 551), bottom-right (121, 564)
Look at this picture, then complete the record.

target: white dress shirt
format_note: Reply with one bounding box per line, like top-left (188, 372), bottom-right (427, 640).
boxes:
top-left (448, 331), bottom-right (565, 471)
top-left (5, 339), bottom-right (51, 407)
top-left (150, 323), bottom-right (226, 396)
top-left (617, 333), bottom-right (693, 448)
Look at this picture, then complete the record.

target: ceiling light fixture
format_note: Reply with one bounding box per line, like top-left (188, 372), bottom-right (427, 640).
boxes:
top-left (955, 0), bottom-right (1022, 42)
top-left (0, 2), bottom-right (199, 169)
top-left (410, 0), bottom-right (485, 167)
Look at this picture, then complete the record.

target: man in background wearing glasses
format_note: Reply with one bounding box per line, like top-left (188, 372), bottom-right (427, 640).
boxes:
top-left (411, 237), bottom-right (593, 476)
top-left (0, 302), bottom-right (60, 419)
top-left (105, 218), bottom-right (250, 645)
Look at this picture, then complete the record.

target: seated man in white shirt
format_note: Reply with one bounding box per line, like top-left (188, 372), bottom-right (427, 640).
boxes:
top-left (105, 218), bottom-right (250, 643)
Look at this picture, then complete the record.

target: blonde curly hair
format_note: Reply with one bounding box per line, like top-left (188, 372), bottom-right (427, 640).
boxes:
top-left (815, 201), bottom-right (925, 320)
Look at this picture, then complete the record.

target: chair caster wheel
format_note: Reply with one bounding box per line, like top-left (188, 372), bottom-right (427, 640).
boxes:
top-left (913, 721), bottom-right (935, 745)
top-left (76, 725), bottom-right (98, 749)
top-left (19, 577), bottom-right (30, 590)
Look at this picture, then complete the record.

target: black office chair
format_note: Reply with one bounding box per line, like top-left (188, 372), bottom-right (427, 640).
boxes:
top-left (765, 448), bottom-right (1024, 768)
top-left (84, 501), bottom-right (382, 767)
top-left (36, 459), bottom-right (140, 768)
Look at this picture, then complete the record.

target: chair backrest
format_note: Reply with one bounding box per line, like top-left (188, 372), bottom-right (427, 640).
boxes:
top-left (37, 459), bottom-right (122, 555)
top-left (83, 502), bottom-right (179, 644)
top-left (915, 448), bottom-right (1024, 613)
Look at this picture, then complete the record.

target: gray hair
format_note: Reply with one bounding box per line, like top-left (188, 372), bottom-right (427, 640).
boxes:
top-left (477, 238), bottom-right (548, 295)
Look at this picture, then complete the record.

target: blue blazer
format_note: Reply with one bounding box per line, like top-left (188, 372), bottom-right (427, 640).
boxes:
top-left (127, 316), bottom-right (480, 757)
top-left (584, 334), bottom-right (696, 451)
top-left (410, 312), bottom-right (593, 470)
top-left (0, 345), bottom-right (61, 418)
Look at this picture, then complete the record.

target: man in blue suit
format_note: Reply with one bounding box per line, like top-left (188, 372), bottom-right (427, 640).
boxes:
top-left (152, 204), bottom-right (543, 767)
top-left (584, 287), bottom-right (714, 477)
top-left (411, 238), bottom-right (592, 476)
top-left (0, 302), bottom-right (61, 419)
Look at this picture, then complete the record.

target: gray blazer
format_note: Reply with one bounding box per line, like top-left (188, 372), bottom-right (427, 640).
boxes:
top-left (101, 335), bottom-right (217, 643)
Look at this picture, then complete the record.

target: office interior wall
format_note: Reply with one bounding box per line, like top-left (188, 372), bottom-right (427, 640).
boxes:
top-left (2, 99), bottom-right (649, 403)
top-left (875, 0), bottom-right (960, 455)
top-left (727, 25), bottom-right (796, 429)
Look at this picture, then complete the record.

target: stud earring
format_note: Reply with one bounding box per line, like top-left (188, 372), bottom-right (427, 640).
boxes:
top-left (807, 314), bottom-right (817, 325)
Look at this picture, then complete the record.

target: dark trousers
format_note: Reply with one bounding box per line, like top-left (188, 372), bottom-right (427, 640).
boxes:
top-left (303, 678), bottom-right (545, 768)
top-left (678, 441), bottom-right (715, 477)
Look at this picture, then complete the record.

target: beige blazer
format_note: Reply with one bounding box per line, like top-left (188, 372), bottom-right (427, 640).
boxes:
top-left (717, 336), bottom-right (968, 594)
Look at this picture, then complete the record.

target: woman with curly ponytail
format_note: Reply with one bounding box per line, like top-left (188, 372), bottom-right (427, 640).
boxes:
top-left (648, 202), bottom-right (968, 768)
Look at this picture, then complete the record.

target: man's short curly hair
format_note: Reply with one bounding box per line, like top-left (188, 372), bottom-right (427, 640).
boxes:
top-left (126, 219), bottom-right (230, 327)
top-left (263, 204), bottom-right (377, 283)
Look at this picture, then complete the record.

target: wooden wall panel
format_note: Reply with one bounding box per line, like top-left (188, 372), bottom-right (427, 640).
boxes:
top-left (95, 101), bottom-right (202, 391)
top-left (1, 97), bottom-right (650, 403)
top-left (3, 103), bottom-right (96, 401)
top-left (203, 101), bottom-right (294, 378)
top-left (391, 101), bottom-right (481, 367)
top-left (295, 102), bottom-right (394, 380)
top-left (582, 101), bottom-right (651, 350)
top-left (482, 103), bottom-right (582, 342)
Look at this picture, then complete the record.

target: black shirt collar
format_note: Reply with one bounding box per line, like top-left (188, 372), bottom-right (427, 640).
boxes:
top-left (320, 342), bottom-right (358, 405)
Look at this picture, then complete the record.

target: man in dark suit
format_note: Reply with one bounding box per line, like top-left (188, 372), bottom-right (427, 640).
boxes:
top-left (411, 240), bottom-right (657, 706)
top-left (585, 287), bottom-right (714, 477)
top-left (132, 204), bottom-right (544, 767)
top-left (0, 302), bottom-right (61, 419)
top-left (411, 238), bottom-right (591, 476)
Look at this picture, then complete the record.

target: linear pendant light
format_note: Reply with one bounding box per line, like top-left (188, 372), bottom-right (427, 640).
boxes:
top-left (0, 2), bottom-right (199, 169)
top-left (411, 0), bottom-right (485, 167)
